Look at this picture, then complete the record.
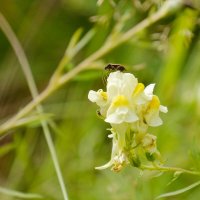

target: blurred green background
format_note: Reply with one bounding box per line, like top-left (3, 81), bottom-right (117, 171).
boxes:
top-left (0, 0), bottom-right (200, 199)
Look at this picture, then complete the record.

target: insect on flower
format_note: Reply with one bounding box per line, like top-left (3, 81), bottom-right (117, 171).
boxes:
top-left (104, 64), bottom-right (126, 72)
top-left (102, 64), bottom-right (126, 85)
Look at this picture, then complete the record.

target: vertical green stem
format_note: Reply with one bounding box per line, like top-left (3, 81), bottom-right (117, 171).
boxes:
top-left (0, 12), bottom-right (69, 200)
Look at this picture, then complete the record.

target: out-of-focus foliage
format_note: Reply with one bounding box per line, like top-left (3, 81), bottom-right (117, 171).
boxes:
top-left (0, 0), bottom-right (200, 200)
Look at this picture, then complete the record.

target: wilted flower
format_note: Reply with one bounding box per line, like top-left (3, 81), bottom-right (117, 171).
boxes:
top-left (88, 70), bottom-right (167, 172)
top-left (142, 133), bottom-right (157, 154)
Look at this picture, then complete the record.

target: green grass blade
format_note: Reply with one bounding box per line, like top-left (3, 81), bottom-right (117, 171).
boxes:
top-left (65, 28), bottom-right (83, 56)
top-left (156, 180), bottom-right (200, 199)
top-left (67, 28), bottom-right (95, 60)
top-left (0, 186), bottom-right (43, 199)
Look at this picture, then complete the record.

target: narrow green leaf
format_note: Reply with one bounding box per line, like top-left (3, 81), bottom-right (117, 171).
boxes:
top-left (72, 29), bottom-right (95, 56)
top-left (0, 186), bottom-right (43, 199)
top-left (65, 28), bottom-right (83, 55)
top-left (156, 180), bottom-right (200, 199)
top-left (65, 28), bottom-right (95, 60)
top-left (14, 113), bottom-right (53, 128)
top-left (167, 171), bottom-right (183, 186)
top-left (65, 29), bottom-right (95, 60)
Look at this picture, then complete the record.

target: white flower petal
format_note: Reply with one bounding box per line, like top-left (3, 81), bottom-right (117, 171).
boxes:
top-left (121, 73), bottom-right (138, 98)
top-left (144, 84), bottom-right (155, 100)
top-left (107, 71), bottom-right (138, 101)
top-left (144, 105), bottom-right (164, 127)
top-left (107, 83), bottom-right (119, 101)
top-left (108, 133), bottom-right (114, 138)
top-left (107, 72), bottom-right (121, 99)
top-left (88, 89), bottom-right (107, 108)
top-left (105, 106), bottom-right (127, 124)
top-left (105, 113), bottom-right (123, 124)
top-left (116, 106), bottom-right (129, 115)
top-left (106, 106), bottom-right (138, 124)
top-left (159, 105), bottom-right (168, 113)
top-left (95, 161), bottom-right (113, 170)
top-left (144, 84), bottom-right (155, 95)
top-left (88, 90), bottom-right (99, 102)
top-left (134, 84), bottom-right (155, 105)
top-left (137, 98), bottom-right (146, 105)
top-left (124, 110), bottom-right (139, 123)
top-left (147, 115), bottom-right (163, 127)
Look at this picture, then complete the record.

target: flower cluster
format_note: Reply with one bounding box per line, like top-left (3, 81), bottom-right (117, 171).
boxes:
top-left (88, 71), bottom-right (167, 172)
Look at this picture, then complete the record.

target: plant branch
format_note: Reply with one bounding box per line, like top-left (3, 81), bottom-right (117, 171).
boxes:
top-left (58, 0), bottom-right (184, 85)
top-left (0, 0), bottom-right (184, 135)
top-left (141, 165), bottom-right (200, 176)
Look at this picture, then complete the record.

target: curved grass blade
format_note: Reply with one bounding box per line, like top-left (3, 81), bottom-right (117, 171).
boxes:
top-left (66, 28), bottom-right (95, 59)
top-left (0, 186), bottom-right (43, 199)
top-left (156, 180), bottom-right (200, 199)
top-left (65, 28), bottom-right (83, 56)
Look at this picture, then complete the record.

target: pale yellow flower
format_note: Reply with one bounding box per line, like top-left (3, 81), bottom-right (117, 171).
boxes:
top-left (105, 71), bottom-right (139, 124)
top-left (88, 70), bottom-right (168, 171)
top-left (144, 95), bottom-right (168, 127)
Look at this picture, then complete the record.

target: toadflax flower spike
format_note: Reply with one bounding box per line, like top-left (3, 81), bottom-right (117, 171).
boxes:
top-left (88, 68), bottom-right (167, 172)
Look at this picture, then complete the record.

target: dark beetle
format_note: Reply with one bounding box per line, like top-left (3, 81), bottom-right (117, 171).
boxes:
top-left (104, 64), bottom-right (126, 72)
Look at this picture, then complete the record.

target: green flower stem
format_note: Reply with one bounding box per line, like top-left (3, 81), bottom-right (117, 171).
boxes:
top-left (0, 0), bottom-right (184, 135)
top-left (141, 165), bottom-right (200, 176)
